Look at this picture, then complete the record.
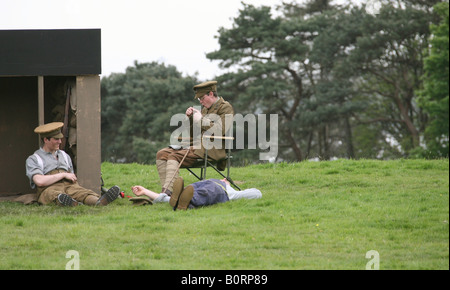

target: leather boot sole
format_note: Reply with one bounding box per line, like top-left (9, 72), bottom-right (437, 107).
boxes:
top-left (176, 185), bottom-right (194, 210)
top-left (57, 193), bottom-right (80, 206)
top-left (96, 185), bottom-right (120, 206)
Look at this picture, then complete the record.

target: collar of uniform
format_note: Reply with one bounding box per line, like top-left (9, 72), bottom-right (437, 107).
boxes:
top-left (207, 97), bottom-right (223, 112)
top-left (40, 147), bottom-right (60, 157)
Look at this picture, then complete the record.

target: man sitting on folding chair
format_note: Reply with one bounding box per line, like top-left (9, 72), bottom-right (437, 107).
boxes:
top-left (155, 80), bottom-right (234, 196)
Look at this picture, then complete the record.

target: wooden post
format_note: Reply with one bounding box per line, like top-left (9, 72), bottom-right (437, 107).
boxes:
top-left (75, 75), bottom-right (101, 194)
top-left (37, 76), bottom-right (44, 125)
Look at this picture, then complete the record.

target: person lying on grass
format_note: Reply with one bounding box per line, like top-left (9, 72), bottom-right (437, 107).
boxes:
top-left (131, 177), bottom-right (261, 210)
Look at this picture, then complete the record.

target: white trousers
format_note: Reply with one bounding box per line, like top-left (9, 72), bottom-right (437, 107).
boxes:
top-left (226, 184), bottom-right (262, 200)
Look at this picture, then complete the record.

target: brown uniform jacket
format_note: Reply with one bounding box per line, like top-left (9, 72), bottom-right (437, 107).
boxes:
top-left (190, 97), bottom-right (234, 161)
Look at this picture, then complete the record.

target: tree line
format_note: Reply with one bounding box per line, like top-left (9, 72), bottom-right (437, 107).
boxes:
top-left (101, 0), bottom-right (449, 164)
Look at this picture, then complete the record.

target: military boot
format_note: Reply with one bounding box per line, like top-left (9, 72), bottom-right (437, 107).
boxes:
top-left (175, 186), bottom-right (194, 211)
top-left (169, 177), bottom-right (184, 208)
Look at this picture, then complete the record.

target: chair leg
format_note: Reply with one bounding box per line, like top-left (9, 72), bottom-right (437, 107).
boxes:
top-left (184, 147), bottom-right (241, 190)
top-left (203, 150), bottom-right (208, 180)
top-left (207, 160), bottom-right (241, 190)
top-left (227, 178), bottom-right (241, 191)
top-left (226, 153), bottom-right (231, 180)
top-left (225, 149), bottom-right (240, 190)
top-left (187, 168), bottom-right (202, 180)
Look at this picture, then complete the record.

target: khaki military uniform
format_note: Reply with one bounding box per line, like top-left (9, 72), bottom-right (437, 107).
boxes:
top-left (35, 170), bottom-right (100, 205)
top-left (25, 122), bottom-right (100, 205)
top-left (156, 81), bottom-right (234, 194)
top-left (191, 96), bottom-right (234, 161)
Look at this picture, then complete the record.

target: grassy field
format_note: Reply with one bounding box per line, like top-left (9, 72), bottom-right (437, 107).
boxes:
top-left (0, 159), bottom-right (448, 270)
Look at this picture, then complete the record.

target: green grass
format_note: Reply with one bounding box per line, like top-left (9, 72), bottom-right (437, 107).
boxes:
top-left (0, 159), bottom-right (448, 269)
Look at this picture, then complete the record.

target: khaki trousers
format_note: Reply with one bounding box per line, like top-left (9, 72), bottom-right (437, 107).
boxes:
top-left (36, 169), bottom-right (100, 205)
top-left (156, 147), bottom-right (199, 165)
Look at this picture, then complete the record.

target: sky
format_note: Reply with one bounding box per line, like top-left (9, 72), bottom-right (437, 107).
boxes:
top-left (1, 0), bottom-right (285, 80)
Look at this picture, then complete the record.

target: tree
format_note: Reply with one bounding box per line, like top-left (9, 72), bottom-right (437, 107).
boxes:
top-left (101, 61), bottom-right (198, 163)
top-left (207, 1), bottom-right (365, 161)
top-left (208, 3), bottom-right (305, 161)
top-left (100, 1), bottom-right (444, 163)
top-left (342, 0), bottom-right (441, 157)
top-left (416, 1), bottom-right (449, 158)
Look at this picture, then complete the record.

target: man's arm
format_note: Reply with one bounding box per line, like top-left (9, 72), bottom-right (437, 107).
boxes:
top-left (32, 172), bottom-right (77, 187)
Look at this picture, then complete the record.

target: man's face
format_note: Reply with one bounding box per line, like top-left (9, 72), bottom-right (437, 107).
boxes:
top-left (198, 91), bottom-right (216, 109)
top-left (44, 137), bottom-right (62, 151)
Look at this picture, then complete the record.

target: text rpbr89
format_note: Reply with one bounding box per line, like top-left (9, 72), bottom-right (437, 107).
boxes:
top-left (225, 275), bottom-right (268, 285)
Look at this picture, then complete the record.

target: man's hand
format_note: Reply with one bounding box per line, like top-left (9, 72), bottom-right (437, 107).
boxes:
top-left (63, 173), bottom-right (77, 183)
top-left (186, 107), bottom-right (194, 117)
top-left (186, 107), bottom-right (202, 122)
top-left (131, 185), bottom-right (147, 196)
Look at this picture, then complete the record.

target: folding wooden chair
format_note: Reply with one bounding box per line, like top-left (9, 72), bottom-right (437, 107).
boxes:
top-left (181, 135), bottom-right (241, 190)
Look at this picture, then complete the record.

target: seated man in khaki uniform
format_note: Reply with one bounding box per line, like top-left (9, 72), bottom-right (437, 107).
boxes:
top-left (25, 122), bottom-right (120, 206)
top-left (156, 80), bottom-right (234, 195)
